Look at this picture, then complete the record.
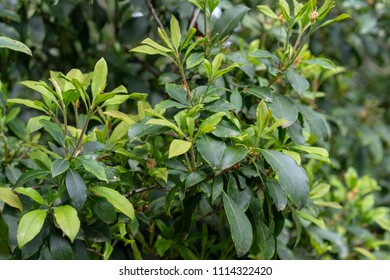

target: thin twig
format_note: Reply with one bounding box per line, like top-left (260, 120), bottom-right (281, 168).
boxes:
top-left (144, 0), bottom-right (165, 30)
top-left (188, 8), bottom-right (201, 30)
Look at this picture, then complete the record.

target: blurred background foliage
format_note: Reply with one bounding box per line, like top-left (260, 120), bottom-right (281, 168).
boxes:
top-left (1, 0), bottom-right (389, 259)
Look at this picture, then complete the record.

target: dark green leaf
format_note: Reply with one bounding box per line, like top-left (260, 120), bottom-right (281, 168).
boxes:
top-left (261, 150), bottom-right (309, 209)
top-left (223, 192), bottom-right (253, 257)
top-left (128, 117), bottom-right (166, 143)
top-left (77, 156), bottom-right (108, 182)
top-left (227, 175), bottom-right (251, 211)
top-left (185, 171), bottom-right (207, 188)
top-left (49, 232), bottom-right (74, 260)
top-left (0, 216), bottom-right (9, 257)
top-left (40, 119), bottom-right (66, 147)
top-left (212, 119), bottom-right (241, 138)
top-left (212, 175), bottom-right (224, 203)
top-left (85, 220), bottom-right (112, 242)
top-left (51, 158), bottom-right (70, 178)
top-left (269, 94), bottom-right (298, 127)
top-left (266, 179), bottom-right (287, 211)
top-left (165, 83), bottom-right (189, 105)
top-left (92, 197), bottom-right (117, 224)
top-left (205, 99), bottom-right (236, 113)
top-left (65, 170), bottom-right (87, 211)
top-left (214, 5), bottom-right (250, 41)
top-left (298, 105), bottom-right (331, 139)
top-left (286, 71), bottom-right (309, 96)
top-left (14, 170), bottom-right (51, 189)
top-left (247, 86), bottom-right (273, 102)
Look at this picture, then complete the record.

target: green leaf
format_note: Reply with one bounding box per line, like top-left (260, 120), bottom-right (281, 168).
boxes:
top-left (212, 119), bottom-right (241, 138)
top-left (40, 119), bottom-right (66, 147)
top-left (128, 117), bottom-right (165, 143)
top-left (90, 187), bottom-right (134, 220)
top-left (186, 53), bottom-right (204, 69)
top-left (268, 94), bottom-right (298, 127)
top-left (103, 111), bottom-right (134, 124)
top-left (14, 187), bottom-right (46, 205)
top-left (256, 5), bottom-right (279, 19)
top-left (92, 197), bottom-right (117, 224)
top-left (286, 71), bottom-right (309, 96)
top-left (0, 187), bottom-right (23, 211)
top-left (130, 45), bottom-right (171, 57)
top-left (297, 210), bottom-right (326, 229)
top-left (165, 83), bottom-right (189, 105)
top-left (205, 99), bottom-right (236, 113)
top-left (146, 118), bottom-right (184, 137)
top-left (0, 36), bottom-right (32, 56)
top-left (317, 13), bottom-right (351, 30)
top-left (148, 168), bottom-right (168, 183)
top-left (141, 38), bottom-right (172, 53)
top-left (214, 5), bottom-right (250, 41)
top-left (197, 112), bottom-right (226, 136)
top-left (51, 159), bottom-right (70, 178)
top-left (20, 80), bottom-right (58, 105)
top-left (91, 57), bottom-right (108, 100)
top-left (292, 145), bottom-right (329, 158)
top-left (170, 16), bottom-right (182, 50)
top-left (298, 105), bottom-right (331, 139)
top-left (197, 135), bottom-right (247, 174)
top-left (53, 205), bottom-right (80, 242)
top-left (50, 232), bottom-right (74, 260)
top-left (266, 179), bottom-right (288, 211)
top-left (223, 192), bottom-right (253, 257)
top-left (14, 169), bottom-right (51, 188)
top-left (77, 156), bottom-right (108, 182)
top-left (261, 150), bottom-right (309, 209)
top-left (17, 210), bottom-right (47, 248)
top-left (7, 98), bottom-right (47, 112)
top-left (247, 86), bottom-right (273, 102)
top-left (65, 170), bottom-right (87, 211)
top-left (26, 116), bottom-right (51, 134)
top-left (279, 0), bottom-right (291, 20)
top-left (301, 58), bottom-right (336, 70)
top-left (168, 139), bottom-right (192, 158)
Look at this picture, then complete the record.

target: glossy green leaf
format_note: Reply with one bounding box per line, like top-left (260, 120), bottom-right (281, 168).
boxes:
top-left (297, 210), bottom-right (326, 229)
top-left (20, 80), bottom-right (58, 105)
top-left (317, 13), bottom-right (351, 30)
top-left (13, 169), bottom-right (51, 188)
top-left (148, 168), bottom-right (168, 183)
top-left (197, 112), bottom-right (226, 135)
top-left (269, 94), bottom-right (298, 127)
top-left (261, 150), bottom-right (309, 209)
top-left (49, 232), bottom-right (74, 260)
top-left (0, 187), bottom-right (23, 211)
top-left (17, 209), bottom-right (47, 248)
top-left (142, 38), bottom-right (172, 53)
top-left (53, 205), bottom-right (80, 242)
top-left (14, 187), bottom-right (46, 205)
top-left (266, 179), bottom-right (288, 211)
top-left (223, 192), bottom-right (253, 257)
top-left (165, 83), bottom-right (189, 105)
top-left (146, 118), bottom-right (184, 137)
top-left (298, 105), bottom-right (331, 139)
top-left (65, 170), bottom-right (87, 211)
top-left (186, 53), bottom-right (204, 69)
top-left (77, 156), bottom-right (108, 182)
top-left (214, 5), bottom-right (250, 41)
top-left (91, 57), bottom-right (108, 99)
top-left (26, 116), bottom-right (51, 134)
top-left (51, 159), bottom-right (70, 178)
top-left (0, 36), bottom-right (32, 56)
top-left (40, 119), bottom-right (66, 147)
top-left (170, 16), bottom-right (181, 50)
top-left (128, 117), bottom-right (165, 143)
top-left (130, 45), bottom-right (171, 57)
top-left (168, 139), bottom-right (192, 158)
top-left (92, 197), bottom-right (117, 224)
top-left (197, 135), bottom-right (248, 174)
top-left (90, 187), bottom-right (134, 220)
top-left (212, 119), bottom-right (241, 138)
top-left (287, 71), bottom-right (309, 96)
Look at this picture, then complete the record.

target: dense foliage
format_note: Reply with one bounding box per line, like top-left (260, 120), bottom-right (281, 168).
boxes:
top-left (0, 0), bottom-right (389, 260)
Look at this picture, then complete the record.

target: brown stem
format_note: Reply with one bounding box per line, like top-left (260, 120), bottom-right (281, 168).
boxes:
top-left (144, 0), bottom-right (165, 30)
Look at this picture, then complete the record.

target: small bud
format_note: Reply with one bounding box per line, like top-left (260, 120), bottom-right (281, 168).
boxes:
top-left (310, 11), bottom-right (319, 22)
top-left (146, 158), bottom-right (157, 169)
top-left (278, 14), bottom-right (286, 24)
top-left (294, 57), bottom-right (301, 67)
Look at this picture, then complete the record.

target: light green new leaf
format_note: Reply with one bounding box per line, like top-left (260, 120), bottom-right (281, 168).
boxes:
top-left (197, 112), bottom-right (226, 136)
top-left (14, 187), bottom-right (46, 205)
top-left (17, 209), bottom-right (47, 248)
top-left (53, 205), bottom-right (80, 242)
top-left (186, 53), bottom-right (204, 69)
top-left (316, 13), bottom-right (351, 30)
top-left (297, 210), bottom-right (326, 229)
top-left (90, 187), bottom-right (134, 220)
top-left (261, 150), bottom-right (309, 209)
top-left (223, 192), bottom-right (253, 257)
top-left (7, 98), bottom-right (47, 113)
top-left (169, 140), bottom-right (192, 158)
top-left (286, 71), bottom-right (309, 96)
top-left (20, 80), bottom-right (58, 105)
top-left (146, 118), bottom-right (184, 137)
top-left (142, 38), bottom-right (172, 53)
top-left (149, 168), bottom-right (168, 183)
top-left (301, 58), bottom-right (336, 70)
top-left (51, 159), bottom-right (70, 178)
top-left (91, 58), bottom-right (108, 100)
top-left (292, 145), bottom-right (329, 158)
top-left (26, 116), bottom-right (51, 134)
top-left (0, 187), bottom-right (23, 211)
top-left (77, 156), bottom-right (108, 182)
top-left (0, 36), bottom-right (32, 56)
top-left (170, 16), bottom-right (182, 50)
top-left (257, 5), bottom-right (279, 19)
